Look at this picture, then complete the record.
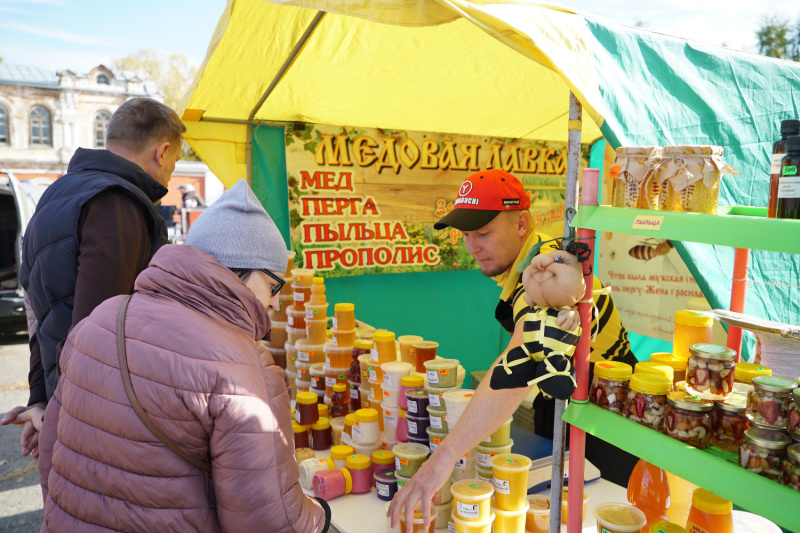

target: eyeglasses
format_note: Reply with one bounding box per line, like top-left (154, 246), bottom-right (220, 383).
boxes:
top-left (258, 268), bottom-right (285, 297)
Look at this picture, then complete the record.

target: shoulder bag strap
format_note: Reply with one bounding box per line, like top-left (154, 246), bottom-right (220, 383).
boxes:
top-left (117, 295), bottom-right (212, 473)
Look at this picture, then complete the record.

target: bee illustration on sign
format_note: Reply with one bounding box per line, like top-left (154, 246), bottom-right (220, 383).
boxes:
top-left (628, 239), bottom-right (674, 261)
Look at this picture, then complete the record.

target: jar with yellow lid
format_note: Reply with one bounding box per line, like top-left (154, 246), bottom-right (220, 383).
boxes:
top-left (635, 361), bottom-right (675, 387)
top-left (685, 344), bottom-right (737, 401)
top-left (782, 443), bottom-right (800, 491)
top-left (332, 302), bottom-right (355, 330)
top-left (329, 444), bottom-right (355, 469)
top-left (747, 376), bottom-right (796, 429)
top-left (590, 361), bottom-right (632, 413)
top-left (342, 413), bottom-right (356, 446)
top-left (740, 427), bottom-right (792, 481)
top-left (649, 352), bottom-right (688, 384)
top-left (710, 398), bottom-right (749, 453)
top-left (295, 391), bottom-right (320, 426)
top-left (733, 363), bottom-right (772, 395)
top-left (789, 388), bottom-right (800, 439)
top-left (623, 374), bottom-right (671, 430)
top-left (352, 408), bottom-right (380, 445)
top-left (662, 392), bottom-right (713, 449)
top-left (685, 488), bottom-right (733, 533)
top-left (372, 330), bottom-right (397, 363)
top-left (672, 310), bottom-right (713, 360)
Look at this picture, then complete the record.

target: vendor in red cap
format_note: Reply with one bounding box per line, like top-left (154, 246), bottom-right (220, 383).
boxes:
top-left (389, 169), bottom-right (639, 533)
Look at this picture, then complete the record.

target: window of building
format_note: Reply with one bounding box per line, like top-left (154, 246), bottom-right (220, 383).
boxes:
top-left (94, 110), bottom-right (111, 148)
top-left (30, 106), bottom-right (52, 146)
top-left (97, 74), bottom-right (109, 85)
top-left (0, 106), bottom-right (8, 145)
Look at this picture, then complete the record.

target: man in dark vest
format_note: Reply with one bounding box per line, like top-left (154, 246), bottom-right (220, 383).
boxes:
top-left (1, 98), bottom-right (182, 467)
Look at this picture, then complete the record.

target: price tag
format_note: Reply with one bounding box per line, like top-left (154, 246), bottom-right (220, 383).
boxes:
top-left (370, 348), bottom-right (380, 362)
top-left (609, 165), bottom-right (621, 179)
top-left (298, 351), bottom-right (310, 362)
top-left (332, 317), bottom-right (338, 328)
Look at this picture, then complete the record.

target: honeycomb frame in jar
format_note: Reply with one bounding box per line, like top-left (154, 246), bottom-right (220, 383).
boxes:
top-left (685, 344), bottom-right (736, 401)
top-left (662, 392), bottom-right (713, 449)
top-left (747, 377), bottom-right (796, 430)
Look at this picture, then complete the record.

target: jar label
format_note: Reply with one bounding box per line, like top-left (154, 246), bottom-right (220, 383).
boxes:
top-left (326, 377), bottom-right (336, 387)
top-left (448, 522), bottom-right (456, 533)
top-left (429, 393), bottom-right (441, 407)
top-left (298, 351), bottom-right (310, 362)
top-left (778, 176), bottom-right (800, 198)
top-left (454, 456), bottom-right (466, 470)
top-left (408, 401), bottom-right (418, 414)
top-left (325, 355), bottom-right (331, 366)
top-left (383, 374), bottom-right (393, 389)
top-left (685, 522), bottom-right (711, 533)
top-left (429, 441), bottom-right (439, 453)
top-left (369, 367), bottom-right (378, 381)
top-left (771, 153), bottom-right (784, 174)
top-left (430, 416), bottom-right (443, 430)
top-left (342, 432), bottom-right (352, 446)
top-left (427, 370), bottom-right (439, 384)
top-left (385, 415), bottom-right (398, 427)
top-left (609, 165), bottom-right (621, 179)
top-left (370, 348), bottom-right (380, 361)
top-left (332, 337), bottom-right (338, 347)
top-left (294, 292), bottom-right (304, 301)
top-left (408, 420), bottom-right (418, 434)
top-left (288, 316), bottom-right (294, 326)
top-left (456, 501), bottom-right (480, 519)
top-left (305, 309), bottom-right (315, 319)
top-left (294, 410), bottom-right (301, 423)
top-left (477, 452), bottom-right (490, 467)
top-left (377, 483), bottom-right (390, 497)
top-left (350, 387), bottom-right (359, 399)
top-left (494, 477), bottom-right (510, 494)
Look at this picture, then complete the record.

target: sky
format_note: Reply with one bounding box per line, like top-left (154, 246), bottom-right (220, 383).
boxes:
top-left (0, 0), bottom-right (799, 75)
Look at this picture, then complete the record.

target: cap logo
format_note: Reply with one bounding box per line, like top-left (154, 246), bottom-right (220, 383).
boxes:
top-left (502, 199), bottom-right (520, 207)
top-left (458, 181), bottom-right (473, 196)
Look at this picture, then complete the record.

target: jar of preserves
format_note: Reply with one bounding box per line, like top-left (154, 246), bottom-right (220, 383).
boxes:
top-left (656, 145), bottom-right (736, 214)
top-left (733, 363), bottom-right (772, 395)
top-left (623, 373), bottom-right (671, 430)
top-left (710, 399), bottom-right (749, 453)
top-left (329, 383), bottom-right (349, 419)
top-left (342, 413), bottom-right (356, 446)
top-left (649, 352), bottom-right (688, 384)
top-left (748, 376), bottom-right (796, 429)
top-left (672, 311), bottom-right (713, 360)
top-left (609, 146), bottom-right (662, 208)
top-left (310, 417), bottom-right (332, 450)
top-left (789, 388), bottom-right (800, 439)
top-left (782, 443), bottom-right (800, 491)
top-left (739, 427), bottom-right (792, 481)
top-left (590, 361), bottom-right (632, 413)
top-left (662, 392), bottom-right (713, 449)
top-left (685, 344), bottom-right (736, 401)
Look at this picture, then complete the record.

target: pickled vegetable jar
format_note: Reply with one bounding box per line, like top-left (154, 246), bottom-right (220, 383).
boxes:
top-left (739, 427), bottom-right (792, 481)
top-left (782, 443), bottom-right (800, 491)
top-left (710, 399), bottom-right (749, 453)
top-left (623, 373), bottom-right (671, 430)
top-left (747, 376), bottom-right (796, 429)
top-left (590, 361), bottom-right (632, 413)
top-left (685, 344), bottom-right (736, 401)
top-left (662, 392), bottom-right (713, 449)
top-left (789, 388), bottom-right (800, 439)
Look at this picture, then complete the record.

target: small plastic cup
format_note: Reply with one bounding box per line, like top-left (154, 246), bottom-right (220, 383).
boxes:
top-left (490, 453), bottom-right (532, 511)
top-left (381, 361), bottom-right (413, 390)
top-left (450, 511), bottom-right (495, 533)
top-left (525, 495), bottom-right (551, 533)
top-left (450, 480), bottom-right (494, 522)
top-left (492, 502), bottom-right (529, 533)
top-left (593, 503), bottom-right (647, 533)
top-left (398, 335), bottom-right (423, 365)
top-left (424, 358), bottom-right (459, 388)
top-left (411, 340), bottom-right (438, 372)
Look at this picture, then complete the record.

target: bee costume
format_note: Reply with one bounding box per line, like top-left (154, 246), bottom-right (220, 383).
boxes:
top-left (489, 239), bottom-right (591, 400)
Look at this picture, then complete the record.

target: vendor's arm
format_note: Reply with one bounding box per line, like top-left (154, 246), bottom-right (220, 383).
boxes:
top-left (389, 320), bottom-right (533, 532)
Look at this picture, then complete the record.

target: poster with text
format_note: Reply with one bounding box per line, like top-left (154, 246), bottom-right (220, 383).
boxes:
top-left (285, 124), bottom-right (583, 276)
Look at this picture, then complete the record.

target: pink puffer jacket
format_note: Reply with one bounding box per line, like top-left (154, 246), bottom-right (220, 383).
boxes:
top-left (37, 245), bottom-right (324, 532)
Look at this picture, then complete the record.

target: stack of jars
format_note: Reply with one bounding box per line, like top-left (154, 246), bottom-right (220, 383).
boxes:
top-left (351, 338), bottom-right (373, 412)
top-left (380, 360), bottom-right (413, 450)
top-left (350, 407), bottom-right (382, 457)
top-left (286, 268), bottom-right (320, 396)
top-left (264, 251), bottom-right (295, 375)
top-left (489, 453), bottom-right (533, 533)
top-left (367, 330), bottom-right (398, 443)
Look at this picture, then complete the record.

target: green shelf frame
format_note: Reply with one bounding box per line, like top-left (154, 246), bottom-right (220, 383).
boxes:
top-left (563, 401), bottom-right (800, 532)
top-left (571, 205), bottom-right (800, 254)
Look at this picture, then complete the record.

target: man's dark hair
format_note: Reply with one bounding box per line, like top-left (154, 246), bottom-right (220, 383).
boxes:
top-left (106, 98), bottom-right (186, 153)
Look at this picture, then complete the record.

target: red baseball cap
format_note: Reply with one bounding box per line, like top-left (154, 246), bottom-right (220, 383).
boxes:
top-left (434, 169), bottom-right (530, 231)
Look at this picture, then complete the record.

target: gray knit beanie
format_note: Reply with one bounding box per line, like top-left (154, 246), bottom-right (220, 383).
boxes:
top-left (186, 180), bottom-right (289, 273)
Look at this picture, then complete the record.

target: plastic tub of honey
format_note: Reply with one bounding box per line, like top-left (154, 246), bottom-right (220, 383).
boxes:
top-left (476, 439), bottom-right (514, 469)
top-left (398, 335), bottom-right (423, 365)
top-left (369, 379), bottom-right (384, 399)
top-left (305, 317), bottom-right (327, 345)
top-left (324, 366), bottom-right (349, 397)
top-left (381, 361), bottom-right (413, 390)
top-left (424, 358), bottom-right (459, 388)
top-left (333, 303), bottom-right (356, 330)
top-left (323, 342), bottom-right (353, 368)
top-left (286, 306), bottom-right (307, 329)
top-left (450, 511), bottom-right (495, 533)
top-left (525, 494), bottom-right (550, 533)
top-left (372, 330), bottom-right (398, 363)
top-left (331, 327), bottom-right (357, 348)
top-left (304, 301), bottom-right (329, 320)
top-left (295, 339), bottom-right (325, 365)
top-left (450, 480), bottom-right (495, 522)
top-left (490, 453), bottom-right (531, 511)
top-left (399, 508), bottom-right (436, 533)
top-left (593, 503), bottom-right (647, 533)
top-left (265, 321), bottom-right (288, 348)
top-left (357, 354), bottom-right (372, 381)
top-left (368, 361), bottom-right (384, 384)
top-left (286, 325), bottom-right (307, 345)
top-left (492, 502), bottom-right (529, 533)
top-left (266, 347), bottom-right (286, 369)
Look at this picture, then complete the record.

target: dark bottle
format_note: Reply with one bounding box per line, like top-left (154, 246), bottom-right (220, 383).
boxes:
top-left (776, 135), bottom-right (800, 220)
top-left (769, 120), bottom-right (800, 217)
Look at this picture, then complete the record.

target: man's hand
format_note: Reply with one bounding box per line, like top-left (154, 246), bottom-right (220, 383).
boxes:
top-left (1, 403), bottom-right (46, 459)
top-left (387, 449), bottom-right (454, 533)
top-left (556, 307), bottom-right (579, 331)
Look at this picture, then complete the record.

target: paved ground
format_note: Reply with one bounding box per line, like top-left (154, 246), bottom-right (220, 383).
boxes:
top-left (0, 333), bottom-right (43, 533)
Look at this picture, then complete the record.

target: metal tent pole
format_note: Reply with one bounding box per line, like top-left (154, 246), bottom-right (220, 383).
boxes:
top-left (550, 91), bottom-right (582, 533)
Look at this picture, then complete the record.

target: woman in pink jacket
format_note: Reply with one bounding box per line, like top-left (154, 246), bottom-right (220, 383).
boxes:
top-left (37, 180), bottom-right (329, 532)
